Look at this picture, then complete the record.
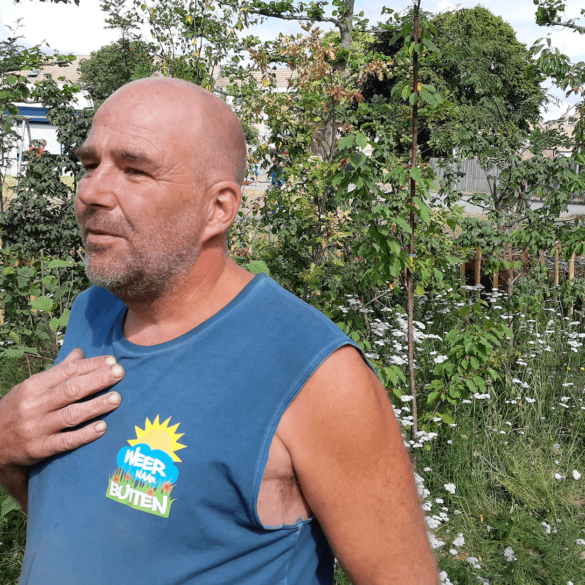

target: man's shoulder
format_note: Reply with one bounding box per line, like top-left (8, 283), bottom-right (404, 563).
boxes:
top-left (258, 277), bottom-right (344, 336)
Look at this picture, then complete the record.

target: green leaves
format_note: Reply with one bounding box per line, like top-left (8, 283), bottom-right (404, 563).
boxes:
top-left (246, 260), bottom-right (271, 276)
top-left (47, 259), bottom-right (72, 269)
top-left (410, 167), bottom-right (423, 183)
top-left (30, 296), bottom-right (56, 312)
top-left (0, 247), bottom-right (87, 360)
top-left (0, 494), bottom-right (20, 519)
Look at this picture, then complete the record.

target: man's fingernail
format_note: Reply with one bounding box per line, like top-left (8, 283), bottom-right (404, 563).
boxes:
top-left (95, 421), bottom-right (107, 433)
top-left (107, 392), bottom-right (121, 405)
top-left (111, 365), bottom-right (124, 378)
top-left (105, 356), bottom-right (117, 366)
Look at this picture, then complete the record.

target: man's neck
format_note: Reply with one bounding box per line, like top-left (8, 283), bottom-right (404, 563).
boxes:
top-left (122, 249), bottom-right (254, 346)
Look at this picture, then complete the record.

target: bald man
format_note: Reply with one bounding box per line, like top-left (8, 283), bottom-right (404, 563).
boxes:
top-left (0, 79), bottom-right (439, 585)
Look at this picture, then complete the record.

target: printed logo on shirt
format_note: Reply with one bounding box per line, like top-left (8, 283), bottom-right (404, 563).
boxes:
top-left (106, 415), bottom-right (187, 518)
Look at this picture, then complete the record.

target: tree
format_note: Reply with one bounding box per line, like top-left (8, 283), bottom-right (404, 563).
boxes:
top-left (534, 0), bottom-right (585, 32)
top-left (126, 0), bottom-right (248, 89)
top-left (0, 78), bottom-right (92, 256)
top-left (79, 40), bottom-right (154, 106)
top-left (361, 7), bottom-right (545, 158)
top-left (0, 20), bottom-right (75, 212)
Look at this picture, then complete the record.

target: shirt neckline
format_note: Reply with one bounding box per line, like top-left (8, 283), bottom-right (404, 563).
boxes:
top-left (113, 273), bottom-right (267, 355)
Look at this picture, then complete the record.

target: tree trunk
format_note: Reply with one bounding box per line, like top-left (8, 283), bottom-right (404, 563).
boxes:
top-left (313, 0), bottom-right (354, 158)
top-left (408, 1), bottom-right (421, 440)
top-left (336, 0), bottom-right (355, 76)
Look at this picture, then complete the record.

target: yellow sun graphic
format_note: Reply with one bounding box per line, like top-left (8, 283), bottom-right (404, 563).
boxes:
top-left (128, 415), bottom-right (187, 462)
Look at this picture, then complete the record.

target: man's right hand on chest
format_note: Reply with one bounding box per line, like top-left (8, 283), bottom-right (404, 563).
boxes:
top-left (0, 347), bottom-right (124, 510)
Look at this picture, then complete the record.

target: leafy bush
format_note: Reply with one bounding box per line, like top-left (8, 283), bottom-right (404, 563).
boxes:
top-left (0, 245), bottom-right (88, 361)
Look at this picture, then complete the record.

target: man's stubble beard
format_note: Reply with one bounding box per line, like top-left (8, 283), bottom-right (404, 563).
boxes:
top-left (80, 207), bottom-right (203, 312)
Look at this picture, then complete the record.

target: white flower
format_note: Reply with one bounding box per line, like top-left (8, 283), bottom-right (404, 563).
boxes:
top-left (504, 547), bottom-right (517, 562)
top-left (444, 483), bottom-right (456, 494)
top-left (575, 539), bottom-right (585, 545)
top-left (541, 522), bottom-right (551, 534)
top-left (400, 395), bottom-right (414, 402)
top-left (465, 556), bottom-right (481, 569)
top-left (449, 549), bottom-right (458, 556)
top-left (573, 470), bottom-right (581, 480)
top-left (427, 532), bottom-right (445, 549)
top-left (554, 473), bottom-right (566, 480)
top-left (452, 533), bottom-right (465, 547)
top-left (433, 355), bottom-right (448, 364)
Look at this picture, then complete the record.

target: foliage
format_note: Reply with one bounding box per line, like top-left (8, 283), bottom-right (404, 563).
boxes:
top-left (426, 301), bottom-right (510, 415)
top-left (79, 39), bottom-right (155, 106)
top-left (0, 21), bottom-right (75, 212)
top-left (361, 7), bottom-right (544, 158)
top-left (129, 0), bottom-right (250, 89)
top-left (0, 77), bottom-right (91, 256)
top-left (0, 246), bottom-right (88, 361)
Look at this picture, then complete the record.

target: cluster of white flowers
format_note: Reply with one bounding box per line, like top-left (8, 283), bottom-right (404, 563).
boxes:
top-left (337, 286), bottom-right (585, 585)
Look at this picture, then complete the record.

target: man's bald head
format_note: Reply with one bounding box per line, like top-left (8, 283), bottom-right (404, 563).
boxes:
top-left (97, 77), bottom-right (248, 189)
top-left (76, 77), bottom-right (249, 310)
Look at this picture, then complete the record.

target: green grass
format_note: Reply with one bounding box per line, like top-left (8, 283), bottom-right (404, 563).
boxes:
top-left (410, 307), bottom-right (585, 584)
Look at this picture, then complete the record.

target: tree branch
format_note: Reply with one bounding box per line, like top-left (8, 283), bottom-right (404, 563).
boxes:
top-left (247, 10), bottom-right (340, 25)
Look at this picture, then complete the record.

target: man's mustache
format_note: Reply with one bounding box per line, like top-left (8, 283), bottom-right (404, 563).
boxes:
top-left (80, 209), bottom-right (132, 240)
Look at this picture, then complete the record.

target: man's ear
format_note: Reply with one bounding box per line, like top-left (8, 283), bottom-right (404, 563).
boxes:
top-left (200, 181), bottom-right (242, 243)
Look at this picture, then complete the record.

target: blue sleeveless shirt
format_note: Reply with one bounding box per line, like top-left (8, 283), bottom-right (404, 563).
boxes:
top-left (21, 275), bottom-right (361, 585)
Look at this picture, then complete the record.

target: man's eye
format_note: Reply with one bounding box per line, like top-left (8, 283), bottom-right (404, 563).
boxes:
top-left (83, 164), bottom-right (98, 172)
top-left (127, 167), bottom-right (145, 175)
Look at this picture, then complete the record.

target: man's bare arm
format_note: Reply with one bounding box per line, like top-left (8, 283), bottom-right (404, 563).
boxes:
top-left (279, 346), bottom-right (439, 585)
top-left (0, 348), bottom-right (125, 510)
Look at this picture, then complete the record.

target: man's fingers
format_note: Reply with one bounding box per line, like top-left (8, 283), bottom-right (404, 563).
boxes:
top-left (50, 364), bottom-right (125, 410)
top-left (62, 348), bottom-right (84, 363)
top-left (56, 391), bottom-right (122, 430)
top-left (40, 420), bottom-right (109, 459)
top-left (40, 354), bottom-right (119, 388)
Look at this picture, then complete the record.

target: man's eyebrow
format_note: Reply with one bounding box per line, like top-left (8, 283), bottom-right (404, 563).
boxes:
top-left (74, 146), bottom-right (160, 168)
top-left (118, 149), bottom-right (159, 167)
top-left (75, 145), bottom-right (95, 159)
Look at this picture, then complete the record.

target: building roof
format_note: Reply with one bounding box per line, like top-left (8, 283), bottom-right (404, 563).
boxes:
top-left (215, 68), bottom-right (298, 90)
top-left (25, 55), bottom-right (88, 85)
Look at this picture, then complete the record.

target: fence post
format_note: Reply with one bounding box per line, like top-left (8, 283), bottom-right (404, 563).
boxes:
top-left (475, 246), bottom-right (482, 287)
top-left (554, 245), bottom-right (560, 286)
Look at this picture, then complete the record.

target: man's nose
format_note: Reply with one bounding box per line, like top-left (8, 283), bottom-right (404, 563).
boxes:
top-left (76, 164), bottom-right (120, 209)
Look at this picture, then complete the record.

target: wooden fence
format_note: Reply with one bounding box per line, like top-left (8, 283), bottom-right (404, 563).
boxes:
top-left (463, 244), bottom-right (582, 299)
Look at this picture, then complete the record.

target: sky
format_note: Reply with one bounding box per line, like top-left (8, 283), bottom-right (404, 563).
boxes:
top-left (1, 0), bottom-right (583, 119)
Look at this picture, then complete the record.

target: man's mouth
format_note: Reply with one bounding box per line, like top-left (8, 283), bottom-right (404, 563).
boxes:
top-left (85, 228), bottom-right (125, 245)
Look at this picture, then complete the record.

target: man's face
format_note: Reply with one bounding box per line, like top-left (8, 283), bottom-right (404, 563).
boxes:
top-left (76, 90), bottom-right (205, 308)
